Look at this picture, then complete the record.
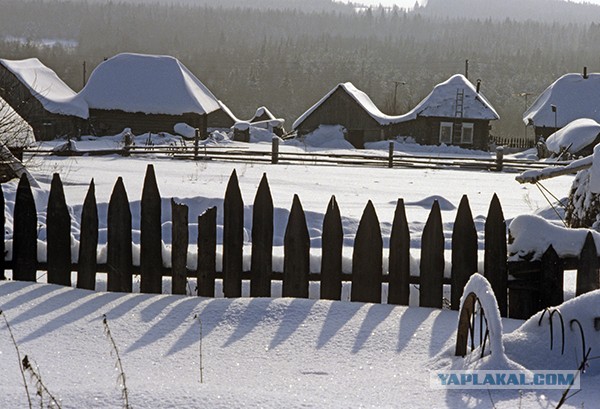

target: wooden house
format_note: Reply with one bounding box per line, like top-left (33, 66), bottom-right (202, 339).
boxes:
top-left (292, 82), bottom-right (396, 148)
top-left (392, 75), bottom-right (499, 151)
top-left (0, 58), bottom-right (88, 140)
top-left (207, 100), bottom-right (239, 130)
top-left (523, 68), bottom-right (600, 141)
top-left (78, 53), bottom-right (222, 137)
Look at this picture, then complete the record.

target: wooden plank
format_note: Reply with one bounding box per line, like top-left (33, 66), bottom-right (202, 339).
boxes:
top-left (351, 200), bottom-right (383, 303)
top-left (12, 174), bottom-right (37, 282)
top-left (107, 177), bottom-right (132, 293)
top-left (46, 173), bottom-right (72, 286)
top-left (451, 195), bottom-right (477, 310)
top-left (419, 200), bottom-right (444, 308)
top-left (251, 173), bottom-right (273, 297)
top-left (484, 193), bottom-right (508, 317)
top-left (576, 232), bottom-right (600, 296)
top-left (508, 279), bottom-right (539, 319)
top-left (388, 198), bottom-right (410, 305)
top-left (223, 170), bottom-right (244, 298)
top-left (77, 179), bottom-right (98, 290)
top-left (540, 245), bottom-right (563, 308)
top-left (171, 199), bottom-right (189, 295)
top-left (140, 164), bottom-right (163, 294)
top-left (0, 182), bottom-right (4, 280)
top-left (197, 207), bottom-right (217, 297)
top-left (283, 195), bottom-right (310, 298)
top-left (320, 196), bottom-right (343, 300)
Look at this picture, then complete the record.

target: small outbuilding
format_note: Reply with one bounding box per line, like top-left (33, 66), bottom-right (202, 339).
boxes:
top-left (292, 82), bottom-right (397, 148)
top-left (395, 74), bottom-right (499, 151)
top-left (0, 58), bottom-right (88, 140)
top-left (523, 69), bottom-right (600, 141)
top-left (78, 53), bottom-right (222, 137)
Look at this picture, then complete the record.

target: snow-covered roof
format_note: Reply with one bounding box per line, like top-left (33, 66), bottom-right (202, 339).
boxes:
top-left (293, 82), bottom-right (400, 129)
top-left (523, 73), bottom-right (600, 128)
top-left (0, 58), bottom-right (89, 119)
top-left (545, 118), bottom-right (600, 154)
top-left (216, 100), bottom-right (241, 123)
top-left (251, 106), bottom-right (276, 121)
top-left (78, 53), bottom-right (221, 116)
top-left (401, 74), bottom-right (499, 121)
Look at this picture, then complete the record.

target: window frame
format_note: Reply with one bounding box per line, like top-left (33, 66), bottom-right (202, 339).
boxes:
top-left (461, 122), bottom-right (474, 144)
top-left (439, 122), bottom-right (453, 144)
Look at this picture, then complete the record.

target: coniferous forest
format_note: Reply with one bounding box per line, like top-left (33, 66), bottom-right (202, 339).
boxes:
top-left (2, 0), bottom-right (600, 139)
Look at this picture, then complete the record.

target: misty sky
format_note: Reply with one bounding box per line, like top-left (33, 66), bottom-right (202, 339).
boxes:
top-left (341, 0), bottom-right (600, 8)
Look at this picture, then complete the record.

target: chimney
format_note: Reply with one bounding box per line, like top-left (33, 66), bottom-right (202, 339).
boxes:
top-left (476, 79), bottom-right (481, 94)
top-left (584, 66), bottom-right (589, 79)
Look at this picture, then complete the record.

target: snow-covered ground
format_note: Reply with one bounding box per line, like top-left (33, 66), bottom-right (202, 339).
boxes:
top-left (2, 134), bottom-right (597, 408)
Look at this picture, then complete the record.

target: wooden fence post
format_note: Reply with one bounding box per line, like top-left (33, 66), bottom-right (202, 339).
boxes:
top-left (451, 195), bottom-right (477, 310)
top-left (171, 199), bottom-right (189, 295)
top-left (223, 170), bottom-right (244, 298)
top-left (272, 137), bottom-right (279, 164)
top-left (540, 245), bottom-right (563, 308)
top-left (0, 182), bottom-right (4, 281)
top-left (420, 200), bottom-right (444, 308)
top-left (251, 173), bottom-right (273, 297)
top-left (77, 179), bottom-right (98, 290)
top-left (198, 207), bottom-right (217, 297)
top-left (576, 232), bottom-right (600, 296)
top-left (283, 195), bottom-right (310, 298)
top-left (107, 177), bottom-right (132, 293)
top-left (320, 196), bottom-right (343, 300)
top-left (140, 164), bottom-right (163, 294)
top-left (484, 194), bottom-right (507, 317)
top-left (46, 173), bottom-right (72, 286)
top-left (351, 201), bottom-right (383, 303)
top-left (388, 141), bottom-right (394, 169)
top-left (13, 174), bottom-right (37, 282)
top-left (388, 198), bottom-right (410, 305)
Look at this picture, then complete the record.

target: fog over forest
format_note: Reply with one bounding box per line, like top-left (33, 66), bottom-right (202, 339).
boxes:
top-left (2, 0), bottom-right (600, 139)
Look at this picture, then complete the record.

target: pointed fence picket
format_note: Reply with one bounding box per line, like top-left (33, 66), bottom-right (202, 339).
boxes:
top-left (3, 164), bottom-right (599, 320)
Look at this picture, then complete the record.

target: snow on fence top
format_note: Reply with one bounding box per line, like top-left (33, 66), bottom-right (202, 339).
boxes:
top-left (545, 118), bottom-right (600, 154)
top-left (78, 53), bottom-right (221, 116)
top-left (523, 73), bottom-right (600, 128)
top-left (0, 57), bottom-right (89, 119)
top-left (400, 74), bottom-right (500, 121)
top-left (292, 82), bottom-right (403, 129)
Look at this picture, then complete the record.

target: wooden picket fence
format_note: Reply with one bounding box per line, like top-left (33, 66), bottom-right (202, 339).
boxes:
top-left (2, 164), bottom-right (598, 319)
top-left (493, 136), bottom-right (536, 150)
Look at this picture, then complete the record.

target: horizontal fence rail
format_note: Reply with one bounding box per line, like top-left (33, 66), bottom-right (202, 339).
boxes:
top-left (3, 164), bottom-right (599, 319)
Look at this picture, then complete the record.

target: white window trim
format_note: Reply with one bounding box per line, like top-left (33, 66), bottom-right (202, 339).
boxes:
top-left (461, 122), bottom-right (474, 144)
top-left (439, 122), bottom-right (453, 144)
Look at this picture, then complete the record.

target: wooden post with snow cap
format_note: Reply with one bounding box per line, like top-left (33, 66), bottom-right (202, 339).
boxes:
top-left (272, 136), bottom-right (279, 164)
top-left (107, 177), bottom-right (132, 293)
top-left (320, 196), bottom-right (343, 301)
top-left (46, 173), bottom-right (72, 287)
top-left (419, 200), bottom-right (444, 308)
top-left (223, 170), bottom-right (244, 298)
top-left (140, 164), bottom-right (163, 294)
top-left (495, 146), bottom-right (504, 172)
top-left (197, 207), bottom-right (217, 297)
top-left (388, 199), bottom-right (410, 305)
top-left (77, 180), bottom-right (98, 290)
top-left (576, 232), bottom-right (600, 296)
top-left (171, 199), bottom-right (189, 295)
top-left (351, 201), bottom-right (383, 303)
top-left (251, 174), bottom-right (274, 297)
top-left (283, 194), bottom-right (310, 298)
top-left (12, 174), bottom-right (37, 282)
top-left (451, 195), bottom-right (477, 310)
top-left (388, 141), bottom-right (394, 168)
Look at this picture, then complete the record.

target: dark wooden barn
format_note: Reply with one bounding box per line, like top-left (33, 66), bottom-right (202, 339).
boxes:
top-left (79, 53), bottom-right (222, 137)
top-left (207, 100), bottom-right (239, 129)
top-left (0, 58), bottom-right (88, 141)
top-left (391, 75), bottom-right (499, 151)
top-left (292, 82), bottom-right (394, 148)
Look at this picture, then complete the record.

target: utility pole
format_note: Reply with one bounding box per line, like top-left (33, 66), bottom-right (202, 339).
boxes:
top-left (82, 61), bottom-right (87, 88)
top-left (465, 59), bottom-right (469, 80)
top-left (392, 80), bottom-right (406, 114)
top-left (518, 92), bottom-right (533, 139)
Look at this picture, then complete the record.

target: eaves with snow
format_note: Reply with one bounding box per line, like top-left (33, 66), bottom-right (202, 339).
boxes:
top-left (78, 53), bottom-right (221, 116)
top-left (523, 73), bottom-right (600, 128)
top-left (0, 57), bottom-right (89, 119)
top-left (401, 74), bottom-right (500, 121)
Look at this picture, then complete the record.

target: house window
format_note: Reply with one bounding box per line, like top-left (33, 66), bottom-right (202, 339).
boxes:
top-left (439, 122), bottom-right (453, 144)
top-left (461, 122), bottom-right (474, 144)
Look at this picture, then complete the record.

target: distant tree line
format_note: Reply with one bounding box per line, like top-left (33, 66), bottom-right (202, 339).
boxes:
top-left (1, 0), bottom-right (600, 139)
